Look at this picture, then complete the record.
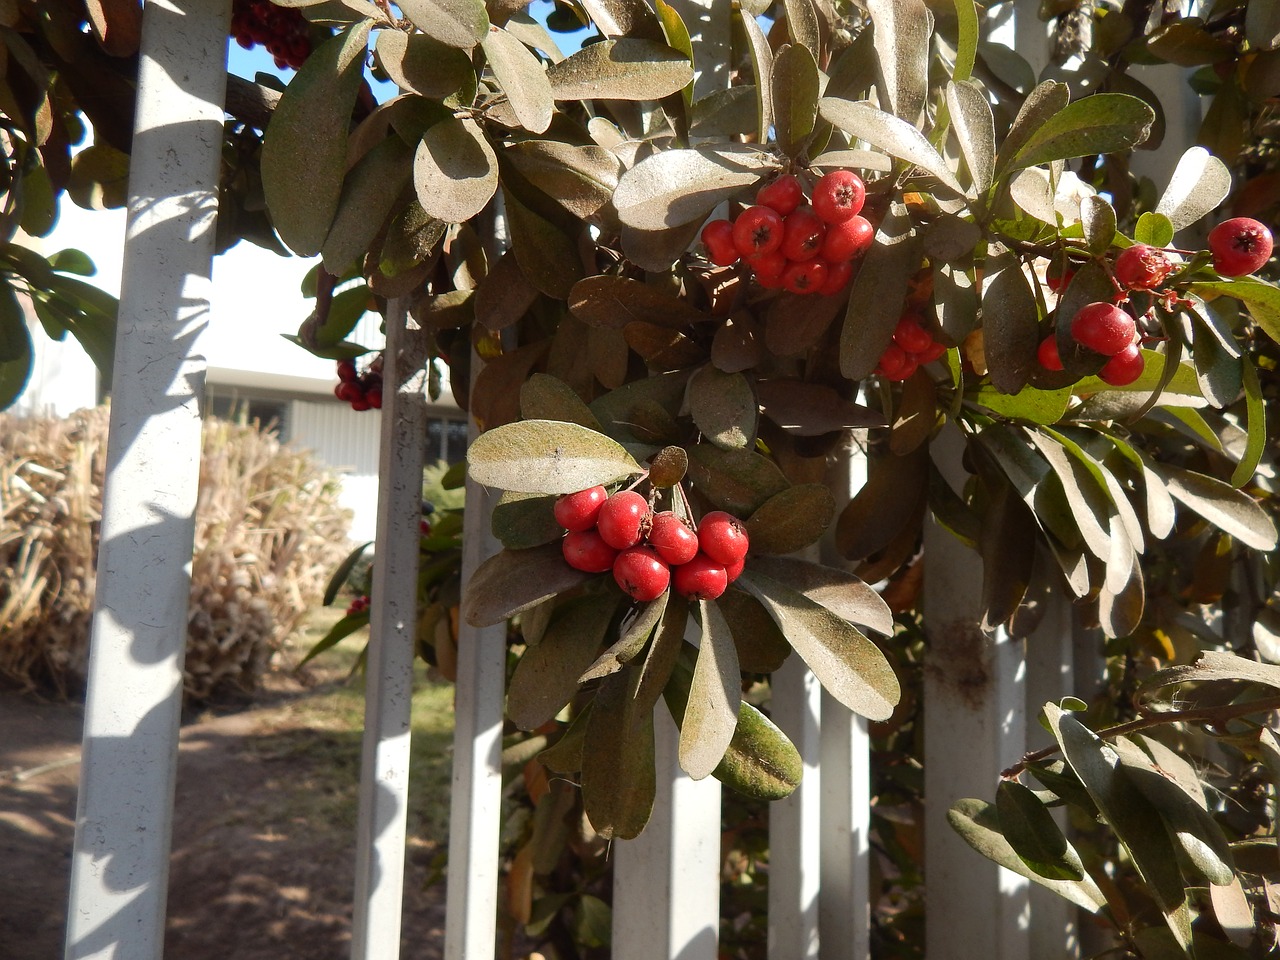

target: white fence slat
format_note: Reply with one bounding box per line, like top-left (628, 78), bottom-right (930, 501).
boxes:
top-left (923, 426), bottom-right (1029, 960)
top-left (444, 412), bottom-right (506, 960)
top-left (350, 300), bottom-right (426, 960)
top-left (613, 707), bottom-right (722, 960)
top-left (64, 2), bottom-right (231, 957)
top-left (768, 657), bottom-right (822, 960)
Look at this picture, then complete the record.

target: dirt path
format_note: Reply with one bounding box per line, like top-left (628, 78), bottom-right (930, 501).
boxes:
top-left (0, 688), bottom-right (447, 960)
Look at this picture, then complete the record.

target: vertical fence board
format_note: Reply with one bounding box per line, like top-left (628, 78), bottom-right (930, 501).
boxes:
top-left (613, 708), bottom-right (722, 960)
top-left (769, 658), bottom-right (822, 960)
top-left (64, 2), bottom-right (231, 958)
top-left (350, 300), bottom-right (425, 960)
top-left (923, 426), bottom-right (1029, 960)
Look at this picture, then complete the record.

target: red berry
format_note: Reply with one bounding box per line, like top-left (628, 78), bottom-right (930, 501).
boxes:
top-left (916, 341), bottom-right (947, 363)
top-left (812, 170), bottom-right (866, 224)
top-left (780, 208), bottom-right (826, 261)
top-left (757, 174), bottom-right (805, 216)
top-left (817, 259), bottom-right (853, 296)
top-left (647, 511), bottom-right (699, 566)
top-left (1037, 335), bottom-right (1064, 371)
top-left (820, 215), bottom-right (874, 262)
top-left (1046, 264), bottom-right (1075, 293)
top-left (1114, 244), bottom-right (1174, 290)
top-left (892, 315), bottom-right (934, 354)
top-left (701, 219), bottom-right (740, 266)
top-left (732, 205), bottom-right (785, 258)
top-left (335, 381), bottom-right (363, 403)
top-left (1071, 302), bottom-right (1136, 356)
top-left (337, 359), bottom-right (358, 382)
top-left (1208, 217), bottom-right (1274, 277)
top-left (1098, 344), bottom-right (1145, 386)
top-left (673, 553), bottom-right (729, 601)
top-left (597, 491), bottom-right (651, 549)
top-left (366, 386), bottom-right (383, 409)
top-left (723, 555), bottom-right (745, 583)
top-left (350, 396), bottom-right (371, 412)
top-left (877, 344), bottom-right (915, 380)
top-left (554, 485), bottom-right (609, 532)
top-left (563, 529), bottom-right (619, 573)
top-left (748, 248), bottom-right (787, 281)
top-left (755, 270), bottom-right (786, 289)
top-left (697, 511), bottom-right (749, 566)
top-left (613, 547), bottom-right (670, 602)
top-left (783, 259), bottom-right (828, 295)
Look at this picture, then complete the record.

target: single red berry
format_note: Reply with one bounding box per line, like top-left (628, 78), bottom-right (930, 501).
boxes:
top-left (334, 381), bottom-right (362, 403)
top-left (698, 511), bottom-right (749, 567)
top-left (780, 208), bottom-right (827, 261)
top-left (1046, 264), bottom-right (1075, 294)
top-left (812, 170), bottom-right (866, 224)
top-left (783, 259), bottom-right (828, 295)
top-left (1070, 302), bottom-right (1136, 356)
top-left (877, 344), bottom-right (915, 380)
top-left (1037, 335), bottom-right (1064, 371)
top-left (562, 529), bottom-right (619, 573)
top-left (892, 315), bottom-right (934, 354)
top-left (915, 340), bottom-right (947, 363)
top-left (748, 248), bottom-right (787, 281)
top-left (350, 396), bottom-right (371, 412)
top-left (613, 547), bottom-right (670, 602)
top-left (647, 511), bottom-right (699, 566)
top-left (366, 386), bottom-right (383, 409)
top-left (820, 215), bottom-right (874, 262)
top-left (554, 485), bottom-right (609, 532)
top-left (817, 259), bottom-right (853, 296)
top-left (723, 555), bottom-right (745, 583)
top-left (1098, 344), bottom-right (1145, 386)
top-left (673, 553), bottom-right (729, 601)
top-left (732, 205), bottom-right (785, 258)
top-left (337, 359), bottom-right (358, 382)
top-left (701, 219), bottom-right (740, 266)
top-left (597, 490), bottom-right (652, 550)
top-left (757, 174), bottom-right (805, 216)
top-left (419, 519), bottom-right (432, 536)
top-left (1114, 244), bottom-right (1174, 290)
top-left (1208, 217), bottom-right (1274, 277)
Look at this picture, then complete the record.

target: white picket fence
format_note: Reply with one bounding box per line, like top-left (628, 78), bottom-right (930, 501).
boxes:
top-left (60, 1), bottom-right (1201, 958)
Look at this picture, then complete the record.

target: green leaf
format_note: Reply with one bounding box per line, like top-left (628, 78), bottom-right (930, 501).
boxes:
top-left (981, 248), bottom-right (1040, 394)
top-left (1191, 277), bottom-right (1280, 346)
top-left (655, 0), bottom-right (694, 112)
top-left (579, 590), bottom-right (668, 682)
top-left (1135, 211), bottom-right (1175, 248)
top-left (946, 80), bottom-right (995, 192)
top-left (321, 137), bottom-right (414, 276)
top-left (491, 491), bottom-right (563, 549)
top-left (745, 556), bottom-right (893, 635)
top-left (738, 570), bottom-right (900, 721)
top-left (1080, 195), bottom-right (1117, 255)
top-left (612, 144), bottom-right (779, 230)
top-left (680, 600), bottom-right (741, 780)
top-left (67, 142), bottom-right (130, 210)
top-left (261, 22), bottom-right (372, 256)
top-left (47, 249), bottom-right (96, 276)
top-left (634, 591), bottom-right (687, 713)
top-left (0, 319), bottom-right (33, 410)
top-left (839, 198), bottom-right (921, 379)
top-left (374, 28), bottom-right (476, 99)
top-left (546, 38), bottom-right (692, 101)
top-left (396, 0), bottom-right (488, 48)
top-left (482, 26), bottom-right (554, 134)
top-left (867, 0), bottom-right (930, 122)
top-left (994, 80), bottom-right (1070, 175)
top-left (947, 798), bottom-right (1107, 912)
top-left (689, 365), bottom-right (756, 451)
top-left (951, 0), bottom-right (979, 82)
top-left (582, 666), bottom-right (656, 839)
top-left (685, 444), bottom-right (789, 516)
top-left (737, 7), bottom-right (774, 143)
top-left (717, 588), bottom-right (791, 673)
top-left (323, 541), bottom-right (373, 605)
top-left (1141, 650), bottom-right (1280, 696)
top-left (772, 43), bottom-right (820, 159)
top-left (744, 485), bottom-right (835, 556)
top-left (782, 0), bottom-right (821, 55)
top-left (505, 140), bottom-right (621, 220)
top-left (818, 99), bottom-right (967, 198)
top-left (468, 419), bottom-right (642, 495)
top-left (995, 780), bottom-right (1084, 881)
top-left (461, 542), bottom-right (593, 627)
top-left (508, 594), bottom-right (620, 730)
top-left (1005, 93), bottom-right (1155, 173)
top-left (1231, 362), bottom-right (1265, 488)
top-left (1150, 462), bottom-right (1278, 550)
top-left (297, 612), bottom-right (369, 667)
top-left (967, 384), bottom-right (1071, 425)
top-left (0, 283), bottom-right (27, 363)
top-left (1147, 19), bottom-right (1235, 66)
top-left (413, 117), bottom-right (498, 224)
top-left (980, 480), bottom-right (1035, 630)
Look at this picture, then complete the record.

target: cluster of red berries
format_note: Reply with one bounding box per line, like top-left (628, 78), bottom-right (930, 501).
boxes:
top-left (1038, 217), bottom-right (1274, 386)
top-left (231, 0), bottom-right (311, 70)
top-left (555, 486), bottom-right (749, 603)
top-left (700, 170), bottom-right (874, 296)
top-left (334, 357), bottom-right (383, 411)
top-left (876, 314), bottom-right (948, 381)
top-left (346, 594), bottom-right (370, 617)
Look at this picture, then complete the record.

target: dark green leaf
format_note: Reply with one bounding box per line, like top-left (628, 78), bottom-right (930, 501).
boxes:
top-left (1231, 362), bottom-right (1265, 488)
top-left (568, 275), bottom-right (704, 330)
top-left (982, 248), bottom-right (1040, 394)
top-left (679, 600), bottom-right (741, 779)
top-left (745, 485), bottom-right (835, 556)
top-left (491, 491), bottom-right (563, 549)
top-left (504, 190), bottom-right (583, 299)
top-left (509, 594), bottom-right (620, 730)
top-left (1006, 93), bottom-right (1155, 173)
top-left (994, 80), bottom-right (1070, 175)
top-left (323, 541), bottom-right (373, 605)
top-left (322, 137), bottom-right (414, 276)
top-left (0, 320), bottom-right (33, 410)
top-left (546, 38), bottom-right (693, 100)
top-left (579, 591), bottom-right (668, 682)
top-left (505, 140), bottom-right (621, 219)
top-left (297, 612), bottom-right (369, 667)
top-left (685, 444), bottom-right (789, 516)
top-left (772, 43), bottom-right (820, 159)
top-left (461, 542), bottom-right (593, 627)
top-left (374, 28), bottom-right (476, 99)
top-left (995, 780), bottom-right (1084, 881)
top-left (261, 22), bottom-right (372, 256)
top-left (582, 666), bottom-right (655, 839)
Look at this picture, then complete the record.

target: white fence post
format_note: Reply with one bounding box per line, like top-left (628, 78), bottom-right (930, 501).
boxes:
top-left (63, 1), bottom-right (230, 958)
top-left (350, 298), bottom-right (425, 960)
top-left (923, 425), bottom-right (1029, 960)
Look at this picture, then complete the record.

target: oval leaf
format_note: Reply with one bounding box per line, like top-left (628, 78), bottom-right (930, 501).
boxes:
top-left (462, 542), bottom-right (592, 627)
top-left (745, 485), bottom-right (835, 555)
top-left (1155, 146), bottom-right (1232, 231)
top-left (613, 144), bottom-right (779, 230)
top-left (509, 595), bottom-right (620, 730)
top-left (995, 780), bottom-right (1083, 881)
top-left (772, 42), bottom-right (820, 159)
top-left (468, 419), bottom-right (642, 495)
top-left (546, 38), bottom-right (693, 100)
top-left (413, 117), bottom-right (498, 224)
top-left (397, 0), bottom-right (489, 49)
top-left (689, 365), bottom-right (757, 450)
top-left (482, 26), bottom-right (554, 134)
top-left (582, 667), bottom-right (656, 840)
top-left (1007, 93), bottom-right (1155, 173)
top-left (745, 556), bottom-right (893, 635)
top-left (680, 600), bottom-right (742, 780)
top-left (818, 98), bottom-right (967, 198)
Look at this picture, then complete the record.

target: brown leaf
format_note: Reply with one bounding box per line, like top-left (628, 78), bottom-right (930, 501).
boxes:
top-left (569, 275), bottom-right (705, 329)
top-left (474, 250), bottom-right (539, 332)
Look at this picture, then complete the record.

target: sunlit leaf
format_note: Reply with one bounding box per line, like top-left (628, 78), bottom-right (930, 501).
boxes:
top-left (413, 117), bottom-right (499, 224)
top-left (819, 99), bottom-right (967, 197)
top-left (613, 144), bottom-right (779, 230)
top-left (546, 38), bottom-right (693, 100)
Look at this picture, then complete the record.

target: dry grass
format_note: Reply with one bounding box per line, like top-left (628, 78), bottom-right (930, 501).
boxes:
top-left (0, 406), bottom-right (353, 700)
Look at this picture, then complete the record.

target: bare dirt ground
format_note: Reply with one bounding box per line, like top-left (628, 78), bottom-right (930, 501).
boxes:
top-left (0, 660), bottom-right (450, 960)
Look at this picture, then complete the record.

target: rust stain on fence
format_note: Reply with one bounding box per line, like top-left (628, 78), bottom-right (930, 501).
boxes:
top-left (925, 620), bottom-right (993, 710)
